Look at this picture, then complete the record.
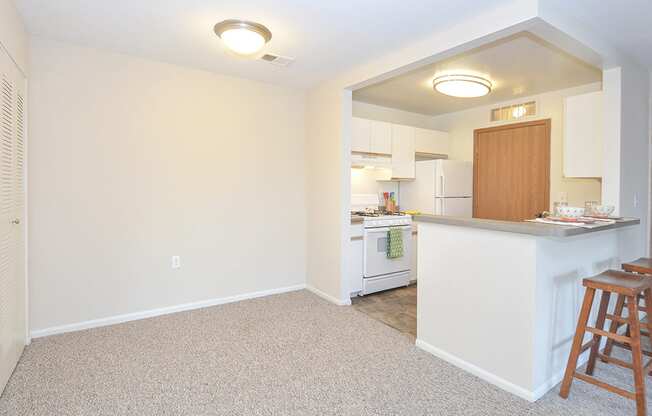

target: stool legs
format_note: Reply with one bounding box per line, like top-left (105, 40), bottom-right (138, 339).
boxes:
top-left (560, 287), bottom-right (596, 398)
top-left (627, 295), bottom-right (647, 416)
top-left (561, 289), bottom-right (650, 416)
top-left (603, 294), bottom-right (627, 359)
top-left (586, 290), bottom-right (611, 375)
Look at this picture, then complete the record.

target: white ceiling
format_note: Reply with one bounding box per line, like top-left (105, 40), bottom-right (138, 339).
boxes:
top-left (353, 32), bottom-right (603, 115)
top-left (543, 0), bottom-right (652, 69)
top-left (13, 0), bottom-right (515, 88)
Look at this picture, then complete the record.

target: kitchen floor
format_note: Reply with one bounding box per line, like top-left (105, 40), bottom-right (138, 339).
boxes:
top-left (351, 284), bottom-right (416, 338)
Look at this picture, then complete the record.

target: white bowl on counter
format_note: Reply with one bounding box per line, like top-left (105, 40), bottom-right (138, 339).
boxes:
top-left (557, 206), bottom-right (585, 219)
top-left (591, 205), bottom-right (615, 217)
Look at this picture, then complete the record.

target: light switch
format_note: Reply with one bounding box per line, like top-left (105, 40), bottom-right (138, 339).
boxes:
top-left (171, 256), bottom-right (181, 269)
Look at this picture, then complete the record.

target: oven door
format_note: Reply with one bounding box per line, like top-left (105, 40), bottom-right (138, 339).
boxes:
top-left (363, 225), bottom-right (411, 278)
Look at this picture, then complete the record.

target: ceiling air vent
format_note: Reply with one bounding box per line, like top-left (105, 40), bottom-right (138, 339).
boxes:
top-left (260, 54), bottom-right (294, 67)
top-left (491, 101), bottom-right (536, 122)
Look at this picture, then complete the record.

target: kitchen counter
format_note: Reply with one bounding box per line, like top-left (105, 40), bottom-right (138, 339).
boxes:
top-left (413, 214), bottom-right (639, 237)
top-left (351, 215), bottom-right (364, 224)
top-left (415, 215), bottom-right (642, 402)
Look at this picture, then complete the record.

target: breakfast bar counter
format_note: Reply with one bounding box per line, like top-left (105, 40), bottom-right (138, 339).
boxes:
top-left (413, 214), bottom-right (639, 237)
top-left (413, 215), bottom-right (642, 402)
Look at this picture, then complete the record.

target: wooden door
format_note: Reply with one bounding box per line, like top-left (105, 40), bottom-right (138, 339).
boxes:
top-left (0, 48), bottom-right (26, 395)
top-left (473, 119), bottom-right (550, 221)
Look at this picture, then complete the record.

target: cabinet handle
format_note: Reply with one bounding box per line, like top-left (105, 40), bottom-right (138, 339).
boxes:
top-left (11, 218), bottom-right (20, 225)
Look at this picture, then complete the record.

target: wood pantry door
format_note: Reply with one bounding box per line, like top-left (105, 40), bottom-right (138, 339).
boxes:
top-left (473, 119), bottom-right (551, 221)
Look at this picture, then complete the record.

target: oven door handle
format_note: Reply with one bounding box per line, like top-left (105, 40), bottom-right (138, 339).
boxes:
top-left (365, 225), bottom-right (411, 233)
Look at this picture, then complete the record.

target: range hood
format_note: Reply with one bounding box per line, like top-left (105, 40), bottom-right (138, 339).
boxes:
top-left (351, 153), bottom-right (391, 169)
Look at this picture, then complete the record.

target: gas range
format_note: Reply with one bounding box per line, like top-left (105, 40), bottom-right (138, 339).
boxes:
top-left (351, 211), bottom-right (412, 228)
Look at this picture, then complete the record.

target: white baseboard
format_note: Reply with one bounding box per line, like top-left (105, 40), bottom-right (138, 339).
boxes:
top-left (306, 285), bottom-right (351, 306)
top-left (30, 284), bottom-right (306, 339)
top-left (415, 338), bottom-right (538, 402)
top-left (531, 351), bottom-right (590, 401)
top-left (416, 338), bottom-right (593, 402)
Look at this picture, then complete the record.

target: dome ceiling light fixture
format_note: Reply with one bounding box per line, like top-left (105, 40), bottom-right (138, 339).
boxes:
top-left (214, 19), bottom-right (272, 56)
top-left (432, 74), bottom-right (492, 98)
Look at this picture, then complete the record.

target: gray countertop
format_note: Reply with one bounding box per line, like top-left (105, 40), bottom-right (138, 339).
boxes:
top-left (351, 215), bottom-right (364, 224)
top-left (413, 214), bottom-right (640, 237)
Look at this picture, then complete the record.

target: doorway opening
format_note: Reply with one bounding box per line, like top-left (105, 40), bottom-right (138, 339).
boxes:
top-left (344, 30), bottom-right (605, 338)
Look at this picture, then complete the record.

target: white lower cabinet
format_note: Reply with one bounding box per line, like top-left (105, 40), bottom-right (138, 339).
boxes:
top-left (410, 225), bottom-right (418, 281)
top-left (347, 224), bottom-right (364, 295)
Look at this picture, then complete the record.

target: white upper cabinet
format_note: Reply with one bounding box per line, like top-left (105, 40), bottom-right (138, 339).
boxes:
top-left (370, 121), bottom-right (392, 154)
top-left (391, 124), bottom-right (416, 179)
top-left (563, 91), bottom-right (603, 178)
top-left (351, 117), bottom-right (371, 153)
top-left (415, 127), bottom-right (450, 155)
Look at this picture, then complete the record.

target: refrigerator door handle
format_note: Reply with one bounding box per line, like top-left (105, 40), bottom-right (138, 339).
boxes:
top-left (439, 176), bottom-right (444, 197)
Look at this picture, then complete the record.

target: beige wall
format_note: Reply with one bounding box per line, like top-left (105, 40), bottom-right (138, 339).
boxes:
top-left (28, 38), bottom-right (307, 332)
top-left (305, 85), bottom-right (349, 303)
top-left (431, 83), bottom-right (603, 209)
top-left (0, 0), bottom-right (28, 74)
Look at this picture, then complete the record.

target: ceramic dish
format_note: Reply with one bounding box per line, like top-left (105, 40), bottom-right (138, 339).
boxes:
top-left (556, 206), bottom-right (585, 219)
top-left (591, 205), bottom-right (615, 217)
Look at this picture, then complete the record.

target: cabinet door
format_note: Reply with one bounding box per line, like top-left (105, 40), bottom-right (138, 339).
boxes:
top-left (415, 128), bottom-right (450, 155)
top-left (351, 117), bottom-right (371, 153)
top-left (370, 120), bottom-right (392, 155)
top-left (391, 124), bottom-right (416, 179)
top-left (563, 91), bottom-right (603, 178)
top-left (348, 238), bottom-right (363, 295)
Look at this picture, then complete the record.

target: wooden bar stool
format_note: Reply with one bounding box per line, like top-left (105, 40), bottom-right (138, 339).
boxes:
top-left (603, 258), bottom-right (652, 360)
top-left (624, 258), bottom-right (652, 275)
top-left (560, 270), bottom-right (652, 416)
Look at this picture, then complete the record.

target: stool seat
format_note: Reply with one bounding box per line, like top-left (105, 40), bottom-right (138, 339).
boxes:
top-left (584, 270), bottom-right (652, 296)
top-left (561, 269), bottom-right (652, 416)
top-left (623, 258), bottom-right (652, 275)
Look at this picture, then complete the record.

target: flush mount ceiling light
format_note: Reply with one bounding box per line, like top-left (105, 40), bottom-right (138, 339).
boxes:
top-left (432, 74), bottom-right (492, 98)
top-left (214, 20), bottom-right (272, 56)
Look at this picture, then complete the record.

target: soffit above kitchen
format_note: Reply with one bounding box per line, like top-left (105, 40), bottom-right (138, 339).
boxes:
top-left (13, 0), bottom-right (516, 89)
top-left (353, 32), bottom-right (603, 116)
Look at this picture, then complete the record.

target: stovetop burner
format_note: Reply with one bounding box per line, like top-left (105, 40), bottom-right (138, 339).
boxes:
top-left (351, 210), bottom-right (405, 217)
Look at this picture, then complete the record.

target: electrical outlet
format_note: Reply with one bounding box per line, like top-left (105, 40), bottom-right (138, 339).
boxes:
top-left (171, 256), bottom-right (181, 269)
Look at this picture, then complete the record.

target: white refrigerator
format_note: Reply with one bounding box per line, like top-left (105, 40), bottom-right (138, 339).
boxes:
top-left (400, 160), bottom-right (473, 217)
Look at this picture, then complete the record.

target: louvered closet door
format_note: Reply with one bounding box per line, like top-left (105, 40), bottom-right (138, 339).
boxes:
top-left (0, 48), bottom-right (26, 395)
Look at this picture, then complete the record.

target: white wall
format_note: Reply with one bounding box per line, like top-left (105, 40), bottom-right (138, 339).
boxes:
top-left (350, 168), bottom-right (398, 207)
top-left (352, 101), bottom-right (440, 130)
top-left (601, 68), bottom-right (622, 214)
top-left (0, 0), bottom-right (28, 74)
top-left (430, 83), bottom-right (603, 209)
top-left (619, 64), bottom-right (650, 257)
top-left (28, 38), bottom-right (307, 332)
top-left (306, 85), bottom-right (350, 304)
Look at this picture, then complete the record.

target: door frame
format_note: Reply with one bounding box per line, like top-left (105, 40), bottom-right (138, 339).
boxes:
top-left (472, 119), bottom-right (551, 219)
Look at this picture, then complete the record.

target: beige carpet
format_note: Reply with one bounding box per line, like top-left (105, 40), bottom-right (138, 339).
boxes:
top-left (0, 290), bottom-right (649, 415)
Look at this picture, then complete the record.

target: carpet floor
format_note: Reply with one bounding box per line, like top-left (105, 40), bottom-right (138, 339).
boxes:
top-left (0, 290), bottom-right (649, 415)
